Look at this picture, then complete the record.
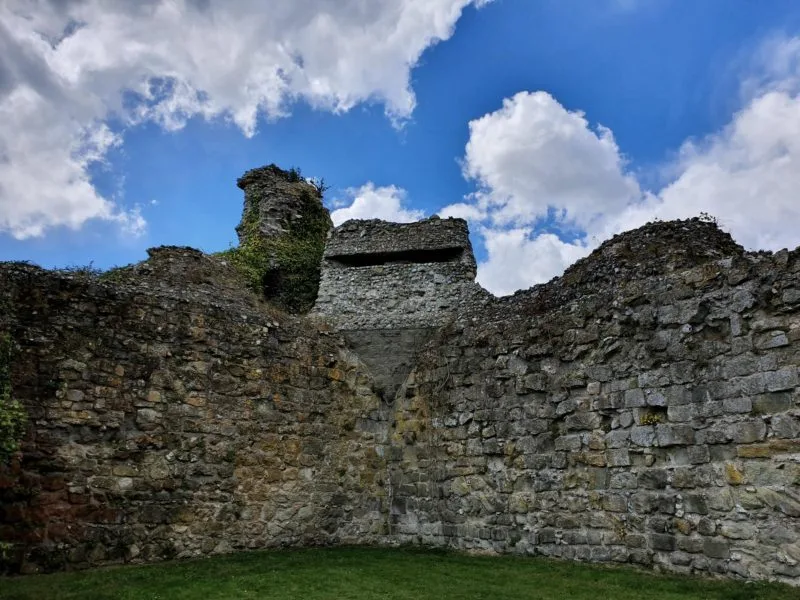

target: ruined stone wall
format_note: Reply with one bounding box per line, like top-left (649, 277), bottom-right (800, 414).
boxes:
top-left (1, 216), bottom-right (799, 587)
top-left (316, 263), bottom-right (481, 331)
top-left (386, 220), bottom-right (800, 584)
top-left (0, 254), bottom-right (388, 573)
top-left (227, 164), bottom-right (332, 313)
top-left (312, 217), bottom-right (490, 401)
top-left (314, 217), bottom-right (488, 330)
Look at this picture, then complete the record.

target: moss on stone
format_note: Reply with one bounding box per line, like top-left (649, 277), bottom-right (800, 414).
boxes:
top-left (0, 333), bottom-right (26, 463)
top-left (219, 165), bottom-right (332, 314)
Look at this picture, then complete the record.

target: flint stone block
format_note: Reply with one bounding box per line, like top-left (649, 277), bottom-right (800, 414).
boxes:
top-left (555, 434), bottom-right (582, 451)
top-left (759, 525), bottom-right (797, 545)
top-left (735, 374), bottom-right (766, 395)
top-left (720, 522), bottom-right (755, 540)
top-left (782, 288), bottom-right (800, 304)
top-left (610, 472), bottom-right (638, 489)
top-left (624, 388), bottom-right (646, 408)
top-left (678, 535), bottom-right (704, 553)
top-left (606, 429), bottom-right (630, 449)
top-left (607, 448), bottom-right (631, 467)
top-left (722, 397), bottom-right (752, 414)
top-left (706, 381), bottom-right (737, 401)
top-left (523, 373), bottom-right (548, 391)
top-left (638, 469), bottom-right (668, 490)
top-left (696, 428), bottom-right (728, 445)
top-left (666, 386), bottom-right (692, 406)
top-left (667, 404), bottom-right (696, 422)
top-left (671, 551), bottom-right (693, 566)
top-left (618, 411), bottom-right (634, 428)
top-left (722, 355), bottom-right (759, 378)
top-left (656, 424), bottom-right (695, 447)
top-left (697, 518), bottom-right (716, 536)
top-left (602, 494), bottom-right (628, 512)
top-left (707, 488), bottom-right (735, 512)
top-left (136, 408), bottom-right (162, 429)
top-left (731, 289), bottom-right (755, 312)
top-left (764, 368), bottom-right (798, 392)
top-left (537, 528), bottom-right (557, 544)
top-left (646, 391), bottom-right (667, 407)
top-left (684, 494), bottom-right (709, 515)
top-left (703, 539), bottom-right (730, 559)
top-left (671, 467), bottom-right (696, 489)
top-left (650, 533), bottom-right (676, 552)
top-left (687, 445), bottom-right (710, 464)
top-left (757, 332), bottom-right (789, 350)
top-left (753, 392), bottom-right (793, 415)
top-left (565, 411), bottom-right (601, 431)
top-left (771, 414), bottom-right (800, 439)
top-left (66, 389), bottom-right (85, 402)
top-left (756, 488), bottom-right (800, 517)
top-left (631, 426), bottom-right (656, 447)
top-left (726, 420), bottom-right (766, 444)
top-left (638, 370), bottom-right (666, 388)
top-left (625, 534), bottom-right (647, 548)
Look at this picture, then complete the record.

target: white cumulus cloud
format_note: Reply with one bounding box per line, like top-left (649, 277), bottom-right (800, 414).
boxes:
top-left (0, 0), bottom-right (490, 239)
top-left (463, 91), bottom-right (641, 230)
top-left (477, 228), bottom-right (588, 297)
top-left (330, 183), bottom-right (425, 226)
top-left (445, 36), bottom-right (800, 296)
top-left (610, 88), bottom-right (800, 250)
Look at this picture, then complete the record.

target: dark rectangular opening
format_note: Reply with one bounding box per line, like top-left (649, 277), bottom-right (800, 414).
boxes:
top-left (327, 247), bottom-right (463, 267)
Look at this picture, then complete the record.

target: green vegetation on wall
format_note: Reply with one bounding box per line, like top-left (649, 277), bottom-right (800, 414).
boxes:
top-left (0, 333), bottom-right (26, 463)
top-left (219, 166), bottom-right (332, 314)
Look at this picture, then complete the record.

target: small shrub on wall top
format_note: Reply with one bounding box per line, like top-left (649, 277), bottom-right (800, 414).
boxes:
top-left (0, 333), bottom-right (26, 463)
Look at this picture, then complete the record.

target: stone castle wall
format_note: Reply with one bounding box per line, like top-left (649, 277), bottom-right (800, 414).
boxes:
top-left (312, 217), bottom-right (490, 401)
top-left (386, 221), bottom-right (800, 584)
top-left (0, 254), bottom-right (389, 572)
top-left (314, 217), bottom-right (487, 330)
top-left (1, 191), bottom-right (798, 586)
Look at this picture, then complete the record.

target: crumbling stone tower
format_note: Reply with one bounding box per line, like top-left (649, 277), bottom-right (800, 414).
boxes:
top-left (231, 164), bottom-right (332, 313)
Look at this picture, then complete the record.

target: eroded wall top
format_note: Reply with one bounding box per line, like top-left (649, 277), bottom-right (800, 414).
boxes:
top-left (313, 217), bottom-right (490, 331)
top-left (324, 217), bottom-right (475, 271)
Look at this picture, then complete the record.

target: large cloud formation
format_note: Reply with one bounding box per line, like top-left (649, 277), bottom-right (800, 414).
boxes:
top-left (441, 36), bottom-right (800, 295)
top-left (0, 0), bottom-right (489, 238)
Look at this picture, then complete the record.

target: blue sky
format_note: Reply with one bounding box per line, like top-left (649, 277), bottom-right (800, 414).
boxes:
top-left (2, 0), bottom-right (800, 294)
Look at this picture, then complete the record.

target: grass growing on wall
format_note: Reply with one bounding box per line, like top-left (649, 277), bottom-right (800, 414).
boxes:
top-left (0, 547), bottom-right (794, 600)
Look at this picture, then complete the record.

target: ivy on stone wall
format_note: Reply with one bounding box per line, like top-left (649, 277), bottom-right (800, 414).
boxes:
top-left (219, 165), bottom-right (332, 314)
top-left (0, 333), bottom-right (26, 463)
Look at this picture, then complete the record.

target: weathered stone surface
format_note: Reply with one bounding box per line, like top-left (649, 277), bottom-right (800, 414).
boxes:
top-left (313, 217), bottom-right (489, 330)
top-left (720, 522), bottom-right (756, 540)
top-left (0, 260), bottom-right (387, 573)
top-left (2, 211), bottom-right (799, 587)
top-left (764, 368), bottom-right (799, 392)
top-left (703, 539), bottom-right (731, 559)
top-left (756, 488), bottom-right (800, 517)
top-left (311, 217), bottom-right (491, 400)
top-left (385, 220), bottom-right (800, 585)
top-left (233, 164), bottom-right (333, 313)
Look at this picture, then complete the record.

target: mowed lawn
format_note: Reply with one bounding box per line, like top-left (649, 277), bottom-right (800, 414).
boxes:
top-left (0, 547), bottom-right (795, 600)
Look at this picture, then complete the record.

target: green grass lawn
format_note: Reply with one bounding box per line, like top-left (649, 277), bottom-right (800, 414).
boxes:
top-left (0, 547), bottom-right (795, 600)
